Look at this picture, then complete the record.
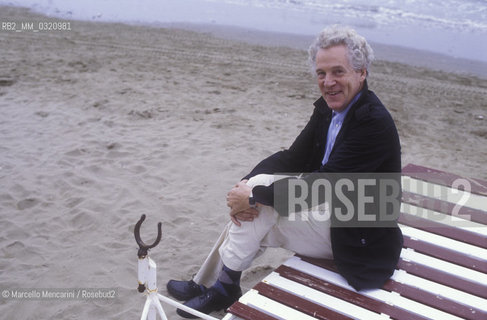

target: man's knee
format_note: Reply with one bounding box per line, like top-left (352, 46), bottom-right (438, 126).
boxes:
top-left (246, 174), bottom-right (276, 188)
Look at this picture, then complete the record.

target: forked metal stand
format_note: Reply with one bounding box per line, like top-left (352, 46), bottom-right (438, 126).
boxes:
top-left (134, 214), bottom-right (219, 320)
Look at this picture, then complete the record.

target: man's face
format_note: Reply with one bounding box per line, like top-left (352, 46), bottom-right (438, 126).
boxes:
top-left (315, 45), bottom-right (366, 112)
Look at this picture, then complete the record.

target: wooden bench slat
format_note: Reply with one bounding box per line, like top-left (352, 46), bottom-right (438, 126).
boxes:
top-left (400, 225), bottom-right (487, 260)
top-left (399, 212), bottom-right (487, 248)
top-left (391, 268), bottom-right (487, 312)
top-left (402, 164), bottom-right (487, 196)
top-left (404, 211), bottom-right (487, 244)
top-left (275, 265), bottom-right (428, 320)
top-left (402, 177), bottom-right (487, 213)
top-left (287, 256), bottom-right (479, 319)
top-left (254, 282), bottom-right (354, 320)
top-left (400, 248), bottom-right (487, 285)
top-left (403, 235), bottom-right (487, 273)
top-left (402, 191), bottom-right (487, 225)
top-left (297, 255), bottom-right (487, 318)
top-left (262, 272), bottom-right (401, 320)
top-left (401, 203), bottom-right (486, 238)
top-left (382, 278), bottom-right (487, 320)
top-left (227, 301), bottom-right (279, 320)
top-left (397, 259), bottom-right (487, 299)
top-left (238, 289), bottom-right (327, 320)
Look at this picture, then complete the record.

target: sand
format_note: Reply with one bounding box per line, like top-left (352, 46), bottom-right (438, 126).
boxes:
top-left (0, 6), bottom-right (486, 319)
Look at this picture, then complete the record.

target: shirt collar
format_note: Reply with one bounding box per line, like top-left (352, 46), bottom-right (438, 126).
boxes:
top-left (332, 91), bottom-right (362, 122)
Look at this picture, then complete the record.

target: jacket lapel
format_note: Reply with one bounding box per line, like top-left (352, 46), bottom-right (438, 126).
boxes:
top-left (330, 80), bottom-right (369, 154)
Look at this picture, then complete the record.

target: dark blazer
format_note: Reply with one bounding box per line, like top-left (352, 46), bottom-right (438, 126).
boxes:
top-left (243, 80), bottom-right (403, 290)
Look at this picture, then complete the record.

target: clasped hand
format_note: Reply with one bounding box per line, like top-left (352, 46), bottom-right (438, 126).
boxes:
top-left (226, 180), bottom-right (259, 226)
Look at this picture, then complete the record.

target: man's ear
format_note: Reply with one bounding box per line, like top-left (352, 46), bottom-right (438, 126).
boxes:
top-left (360, 68), bottom-right (367, 81)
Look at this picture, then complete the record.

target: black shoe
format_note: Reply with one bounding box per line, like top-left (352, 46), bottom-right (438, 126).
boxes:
top-left (166, 279), bottom-right (207, 301)
top-left (176, 287), bottom-right (242, 319)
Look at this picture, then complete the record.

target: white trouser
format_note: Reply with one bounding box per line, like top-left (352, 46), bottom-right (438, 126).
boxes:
top-left (193, 174), bottom-right (333, 287)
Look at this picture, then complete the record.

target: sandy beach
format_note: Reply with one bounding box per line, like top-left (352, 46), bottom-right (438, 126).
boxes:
top-left (0, 6), bottom-right (486, 319)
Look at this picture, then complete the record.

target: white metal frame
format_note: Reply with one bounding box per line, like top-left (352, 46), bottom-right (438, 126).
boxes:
top-left (137, 251), bottom-right (220, 320)
top-left (135, 213), bottom-right (220, 320)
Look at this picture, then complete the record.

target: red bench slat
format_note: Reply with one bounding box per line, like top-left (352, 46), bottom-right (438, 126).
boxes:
top-left (402, 163), bottom-right (487, 196)
top-left (275, 265), bottom-right (428, 320)
top-left (403, 235), bottom-right (486, 273)
top-left (399, 213), bottom-right (486, 248)
top-left (397, 259), bottom-right (487, 299)
top-left (254, 281), bottom-right (354, 320)
top-left (402, 191), bottom-right (487, 225)
top-left (298, 255), bottom-right (487, 319)
top-left (227, 301), bottom-right (279, 320)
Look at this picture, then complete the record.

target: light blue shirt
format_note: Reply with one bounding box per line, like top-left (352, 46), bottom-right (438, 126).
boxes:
top-left (322, 92), bottom-right (362, 165)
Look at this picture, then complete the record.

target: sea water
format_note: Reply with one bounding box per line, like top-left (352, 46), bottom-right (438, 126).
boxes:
top-left (1, 0), bottom-right (486, 63)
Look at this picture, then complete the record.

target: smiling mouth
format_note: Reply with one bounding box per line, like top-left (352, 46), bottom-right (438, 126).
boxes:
top-left (326, 91), bottom-right (341, 97)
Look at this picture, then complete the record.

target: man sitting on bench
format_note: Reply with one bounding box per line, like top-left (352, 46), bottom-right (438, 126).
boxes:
top-left (167, 25), bottom-right (403, 318)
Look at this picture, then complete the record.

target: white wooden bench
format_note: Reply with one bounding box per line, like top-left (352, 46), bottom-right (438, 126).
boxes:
top-left (223, 164), bottom-right (487, 320)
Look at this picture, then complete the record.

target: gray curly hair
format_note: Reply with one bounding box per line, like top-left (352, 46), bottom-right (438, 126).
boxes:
top-left (308, 25), bottom-right (374, 76)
